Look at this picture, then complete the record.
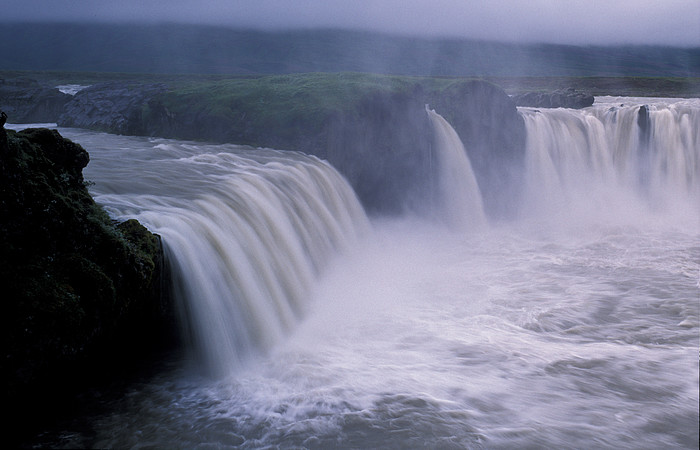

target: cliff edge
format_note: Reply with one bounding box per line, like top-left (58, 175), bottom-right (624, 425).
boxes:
top-left (0, 119), bottom-right (175, 438)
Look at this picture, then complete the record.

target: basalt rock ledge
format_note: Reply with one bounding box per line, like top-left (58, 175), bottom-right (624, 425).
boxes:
top-left (1, 121), bottom-right (177, 440)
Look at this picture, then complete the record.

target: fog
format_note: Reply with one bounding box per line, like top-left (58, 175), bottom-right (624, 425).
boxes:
top-left (2, 0), bottom-right (698, 46)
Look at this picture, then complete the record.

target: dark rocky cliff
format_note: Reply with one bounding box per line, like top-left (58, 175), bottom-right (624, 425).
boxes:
top-left (54, 76), bottom-right (526, 217)
top-left (4, 74), bottom-right (526, 217)
top-left (0, 78), bottom-right (71, 123)
top-left (0, 122), bottom-right (176, 434)
top-left (511, 87), bottom-right (594, 109)
top-left (427, 81), bottom-right (526, 219)
top-left (58, 82), bottom-right (169, 134)
top-left (320, 81), bottom-right (526, 218)
top-left (322, 87), bottom-right (435, 214)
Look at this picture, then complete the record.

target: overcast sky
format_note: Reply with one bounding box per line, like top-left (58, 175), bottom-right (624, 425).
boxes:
top-left (2, 0), bottom-right (698, 46)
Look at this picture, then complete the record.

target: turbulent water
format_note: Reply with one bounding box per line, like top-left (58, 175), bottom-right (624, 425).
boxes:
top-left (65, 133), bottom-right (369, 376)
top-left (14, 97), bottom-right (700, 448)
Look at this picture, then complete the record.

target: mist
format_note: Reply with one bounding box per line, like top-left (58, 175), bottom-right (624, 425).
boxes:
top-left (2, 0), bottom-right (698, 46)
top-left (24, 95), bottom-right (695, 447)
top-left (3, 0), bottom-right (699, 446)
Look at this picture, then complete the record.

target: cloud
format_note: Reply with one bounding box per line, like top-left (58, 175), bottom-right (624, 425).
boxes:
top-left (1, 0), bottom-right (698, 46)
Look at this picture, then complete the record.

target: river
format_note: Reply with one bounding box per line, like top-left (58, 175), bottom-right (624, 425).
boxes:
top-left (11, 96), bottom-right (699, 448)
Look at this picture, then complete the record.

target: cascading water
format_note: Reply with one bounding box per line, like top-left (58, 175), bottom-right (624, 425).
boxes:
top-left (13, 96), bottom-right (699, 448)
top-left (425, 106), bottom-right (487, 230)
top-left (67, 132), bottom-right (370, 376)
top-left (520, 97), bottom-right (699, 227)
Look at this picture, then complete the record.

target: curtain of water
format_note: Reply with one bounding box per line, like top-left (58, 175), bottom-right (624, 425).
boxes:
top-left (520, 97), bottom-right (699, 227)
top-left (425, 106), bottom-right (487, 230)
top-left (69, 137), bottom-right (371, 376)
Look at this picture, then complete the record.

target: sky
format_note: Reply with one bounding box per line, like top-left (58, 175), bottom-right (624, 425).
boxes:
top-left (2, 0), bottom-right (699, 46)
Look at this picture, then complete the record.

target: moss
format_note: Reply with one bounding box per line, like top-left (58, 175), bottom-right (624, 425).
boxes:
top-left (142, 73), bottom-right (426, 144)
top-left (0, 126), bottom-right (174, 413)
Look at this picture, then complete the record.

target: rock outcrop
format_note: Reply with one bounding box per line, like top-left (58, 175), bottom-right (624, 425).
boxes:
top-left (321, 81), bottom-right (526, 218)
top-left (0, 123), bottom-right (175, 422)
top-left (0, 78), bottom-right (72, 123)
top-left (427, 80), bottom-right (526, 219)
top-left (15, 75), bottom-right (527, 218)
top-left (637, 104), bottom-right (651, 141)
top-left (323, 88), bottom-right (434, 214)
top-left (140, 78), bottom-right (526, 217)
top-left (58, 82), bottom-right (168, 134)
top-left (511, 87), bottom-right (594, 109)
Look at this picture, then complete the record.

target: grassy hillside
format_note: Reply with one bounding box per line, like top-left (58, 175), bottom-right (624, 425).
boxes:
top-left (9, 72), bottom-right (521, 215)
top-left (0, 24), bottom-right (697, 77)
top-left (3, 69), bottom-right (698, 100)
top-left (141, 73), bottom-right (470, 147)
top-left (488, 76), bottom-right (700, 98)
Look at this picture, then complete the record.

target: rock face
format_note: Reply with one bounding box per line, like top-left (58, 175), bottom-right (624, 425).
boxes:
top-left (23, 75), bottom-right (526, 217)
top-left (322, 81), bottom-right (526, 218)
top-left (142, 79), bottom-right (526, 217)
top-left (58, 82), bottom-right (168, 134)
top-left (637, 104), bottom-right (651, 141)
top-left (428, 81), bottom-right (526, 219)
top-left (511, 88), bottom-right (594, 109)
top-left (0, 124), bottom-right (175, 420)
top-left (323, 89), bottom-right (435, 214)
top-left (0, 78), bottom-right (72, 123)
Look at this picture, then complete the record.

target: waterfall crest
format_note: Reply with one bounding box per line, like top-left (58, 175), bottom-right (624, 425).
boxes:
top-left (85, 139), bottom-right (370, 376)
top-left (425, 106), bottom-right (487, 230)
top-left (174, 155), bottom-right (367, 375)
top-left (520, 97), bottom-right (700, 225)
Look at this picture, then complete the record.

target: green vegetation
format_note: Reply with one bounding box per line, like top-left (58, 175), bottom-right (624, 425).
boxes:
top-left (0, 127), bottom-right (173, 414)
top-left (0, 69), bottom-right (244, 87)
top-left (146, 73), bottom-right (447, 146)
top-left (488, 76), bottom-right (700, 98)
top-left (3, 69), bottom-right (697, 99)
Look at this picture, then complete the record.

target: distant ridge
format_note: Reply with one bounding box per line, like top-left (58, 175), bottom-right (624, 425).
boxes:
top-left (0, 23), bottom-right (697, 76)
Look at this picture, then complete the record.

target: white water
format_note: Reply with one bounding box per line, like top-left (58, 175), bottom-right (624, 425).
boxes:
top-left (56, 84), bottom-right (90, 95)
top-left (51, 132), bottom-right (370, 376)
top-left (520, 97), bottom-right (699, 230)
top-left (426, 105), bottom-right (487, 230)
top-left (14, 97), bottom-right (700, 448)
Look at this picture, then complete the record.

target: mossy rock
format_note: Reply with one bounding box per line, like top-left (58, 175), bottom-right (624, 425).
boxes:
top-left (0, 126), bottom-right (175, 414)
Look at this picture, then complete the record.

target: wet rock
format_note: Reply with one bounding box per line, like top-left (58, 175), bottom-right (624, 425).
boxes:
top-left (306, 80), bottom-right (526, 218)
top-left (323, 89), bottom-right (434, 214)
top-left (1, 128), bottom-right (175, 416)
top-left (58, 82), bottom-right (168, 134)
top-left (512, 88), bottom-right (594, 109)
top-left (637, 104), bottom-right (651, 141)
top-left (0, 78), bottom-right (71, 122)
top-left (428, 80), bottom-right (526, 219)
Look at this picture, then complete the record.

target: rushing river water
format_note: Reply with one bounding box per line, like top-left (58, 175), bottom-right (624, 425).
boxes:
top-left (12, 97), bottom-right (700, 448)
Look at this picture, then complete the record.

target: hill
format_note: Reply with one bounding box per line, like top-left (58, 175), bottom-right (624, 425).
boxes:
top-left (0, 24), bottom-right (697, 77)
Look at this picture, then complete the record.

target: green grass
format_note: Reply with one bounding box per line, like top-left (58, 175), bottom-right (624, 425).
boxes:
top-left (486, 76), bottom-right (700, 98)
top-left (157, 73), bottom-right (417, 133)
top-left (3, 69), bottom-right (696, 98)
top-left (133, 72), bottom-right (468, 147)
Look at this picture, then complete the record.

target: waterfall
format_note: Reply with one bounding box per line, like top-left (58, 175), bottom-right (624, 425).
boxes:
top-left (171, 155), bottom-right (368, 375)
top-left (58, 95), bottom-right (699, 378)
top-left (19, 94), bottom-right (700, 448)
top-left (520, 97), bottom-right (700, 225)
top-left (81, 138), bottom-right (370, 376)
top-left (425, 106), bottom-right (487, 230)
